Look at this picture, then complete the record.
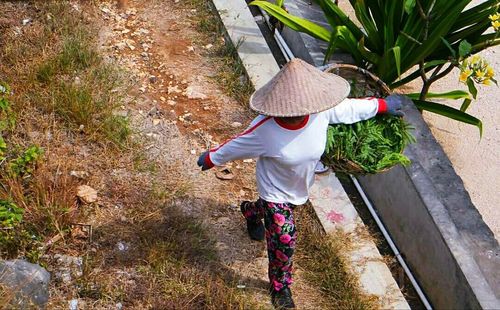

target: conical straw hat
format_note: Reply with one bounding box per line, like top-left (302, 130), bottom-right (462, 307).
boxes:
top-left (249, 58), bottom-right (350, 117)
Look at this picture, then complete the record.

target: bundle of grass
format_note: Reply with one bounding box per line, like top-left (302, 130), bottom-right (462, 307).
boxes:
top-left (322, 115), bottom-right (414, 174)
top-left (321, 65), bottom-right (415, 174)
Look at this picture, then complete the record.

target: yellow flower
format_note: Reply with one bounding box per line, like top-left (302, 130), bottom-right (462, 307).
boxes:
top-left (475, 70), bottom-right (486, 79)
top-left (483, 78), bottom-right (492, 86)
top-left (493, 20), bottom-right (500, 31)
top-left (486, 66), bottom-right (495, 78)
top-left (470, 55), bottom-right (480, 65)
top-left (489, 13), bottom-right (500, 22)
top-left (459, 69), bottom-right (472, 83)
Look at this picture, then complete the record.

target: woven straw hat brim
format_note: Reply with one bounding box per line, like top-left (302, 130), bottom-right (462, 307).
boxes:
top-left (249, 58), bottom-right (351, 117)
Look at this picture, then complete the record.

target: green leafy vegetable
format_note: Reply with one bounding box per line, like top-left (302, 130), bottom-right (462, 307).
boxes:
top-left (322, 116), bottom-right (415, 174)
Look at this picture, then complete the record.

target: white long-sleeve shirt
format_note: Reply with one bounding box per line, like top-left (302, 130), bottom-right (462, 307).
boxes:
top-left (208, 98), bottom-right (382, 205)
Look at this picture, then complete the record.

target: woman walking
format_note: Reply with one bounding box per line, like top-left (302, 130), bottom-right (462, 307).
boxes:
top-left (197, 58), bottom-right (407, 308)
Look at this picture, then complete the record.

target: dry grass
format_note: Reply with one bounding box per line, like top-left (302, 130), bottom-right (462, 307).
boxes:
top-left (296, 203), bottom-right (379, 310)
top-left (188, 0), bottom-right (255, 105)
top-left (0, 1), bottom-right (265, 308)
top-left (0, 0), bottom-right (129, 261)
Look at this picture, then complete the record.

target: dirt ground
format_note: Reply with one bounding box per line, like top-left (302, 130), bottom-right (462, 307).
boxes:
top-left (84, 0), bottom-right (330, 308)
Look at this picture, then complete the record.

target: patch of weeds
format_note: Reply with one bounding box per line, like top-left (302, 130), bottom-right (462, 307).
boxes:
top-left (187, 0), bottom-right (254, 105)
top-left (0, 1), bottom-right (131, 149)
top-left (8, 145), bottom-right (43, 177)
top-left (211, 38), bottom-right (254, 105)
top-left (296, 203), bottom-right (379, 309)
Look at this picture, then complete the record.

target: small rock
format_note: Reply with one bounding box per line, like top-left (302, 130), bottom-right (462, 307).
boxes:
top-left (101, 7), bottom-right (112, 15)
top-left (116, 241), bottom-right (129, 252)
top-left (69, 299), bottom-right (79, 310)
top-left (148, 106), bottom-right (159, 116)
top-left (160, 96), bottom-right (166, 102)
top-left (149, 75), bottom-right (158, 83)
top-left (203, 106), bottom-right (210, 111)
top-left (77, 185), bottom-right (98, 204)
top-left (231, 122), bottom-right (242, 128)
top-left (167, 100), bottom-right (176, 106)
top-left (22, 18), bottom-right (32, 26)
top-left (70, 171), bottom-right (89, 179)
top-left (185, 85), bottom-right (207, 99)
top-left (115, 42), bottom-right (127, 50)
top-left (152, 118), bottom-right (161, 126)
top-left (167, 85), bottom-right (181, 94)
top-left (190, 149), bottom-right (196, 155)
top-left (0, 260), bottom-right (50, 308)
top-left (139, 86), bottom-right (146, 93)
top-left (53, 254), bottom-right (83, 284)
top-left (187, 46), bottom-right (195, 52)
top-left (116, 302), bottom-right (123, 310)
top-left (204, 44), bottom-right (213, 49)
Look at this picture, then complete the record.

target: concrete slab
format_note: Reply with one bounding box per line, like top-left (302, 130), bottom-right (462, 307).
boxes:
top-left (309, 172), bottom-right (410, 310)
top-left (211, 0), bottom-right (280, 90)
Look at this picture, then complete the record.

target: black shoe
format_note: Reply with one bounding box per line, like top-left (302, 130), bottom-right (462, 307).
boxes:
top-left (271, 287), bottom-right (295, 309)
top-left (246, 218), bottom-right (265, 241)
top-left (240, 201), bottom-right (265, 241)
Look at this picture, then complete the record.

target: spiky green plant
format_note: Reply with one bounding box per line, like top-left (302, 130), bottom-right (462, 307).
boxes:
top-left (251, 0), bottom-right (500, 134)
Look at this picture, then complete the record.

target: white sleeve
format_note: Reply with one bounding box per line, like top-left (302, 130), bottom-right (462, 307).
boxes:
top-left (208, 119), bottom-right (267, 166)
top-left (325, 98), bottom-right (380, 124)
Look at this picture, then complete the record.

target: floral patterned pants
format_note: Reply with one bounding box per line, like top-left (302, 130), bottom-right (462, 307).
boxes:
top-left (241, 199), bottom-right (297, 292)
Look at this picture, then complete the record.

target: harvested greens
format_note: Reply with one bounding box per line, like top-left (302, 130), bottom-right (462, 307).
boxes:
top-left (322, 115), bottom-right (415, 174)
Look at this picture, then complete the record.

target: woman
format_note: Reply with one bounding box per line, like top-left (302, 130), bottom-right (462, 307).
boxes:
top-left (197, 58), bottom-right (407, 309)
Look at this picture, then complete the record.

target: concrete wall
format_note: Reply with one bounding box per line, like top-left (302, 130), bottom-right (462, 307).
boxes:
top-left (278, 1), bottom-right (500, 309)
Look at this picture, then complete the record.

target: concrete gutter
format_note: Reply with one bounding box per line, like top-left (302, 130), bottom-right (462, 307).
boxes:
top-left (278, 1), bottom-right (500, 309)
top-left (210, 0), bottom-right (409, 307)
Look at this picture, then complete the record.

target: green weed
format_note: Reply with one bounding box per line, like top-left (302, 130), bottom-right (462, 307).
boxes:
top-left (187, 0), bottom-right (254, 105)
top-left (8, 145), bottom-right (43, 177)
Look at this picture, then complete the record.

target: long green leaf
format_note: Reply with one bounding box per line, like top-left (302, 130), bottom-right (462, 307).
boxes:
top-left (353, 0), bottom-right (382, 52)
top-left (325, 26), bottom-right (364, 64)
top-left (406, 90), bottom-right (470, 100)
top-left (413, 99), bottom-right (482, 136)
top-left (390, 60), bottom-right (448, 88)
top-left (357, 37), bottom-right (381, 65)
top-left (250, 1), bottom-right (331, 42)
top-left (314, 0), bottom-right (369, 47)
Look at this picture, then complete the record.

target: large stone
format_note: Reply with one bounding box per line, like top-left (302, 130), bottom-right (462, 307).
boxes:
top-left (0, 259), bottom-right (50, 308)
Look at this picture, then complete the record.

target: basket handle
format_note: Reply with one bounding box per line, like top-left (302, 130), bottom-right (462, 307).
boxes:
top-left (321, 63), bottom-right (392, 95)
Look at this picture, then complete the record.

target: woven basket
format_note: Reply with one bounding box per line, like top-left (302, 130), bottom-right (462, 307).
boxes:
top-left (321, 63), bottom-right (402, 175)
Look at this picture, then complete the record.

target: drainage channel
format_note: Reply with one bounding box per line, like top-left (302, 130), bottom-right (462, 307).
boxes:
top-left (247, 4), bottom-right (430, 309)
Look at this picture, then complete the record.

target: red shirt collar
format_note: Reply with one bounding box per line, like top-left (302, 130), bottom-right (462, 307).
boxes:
top-left (274, 115), bottom-right (309, 130)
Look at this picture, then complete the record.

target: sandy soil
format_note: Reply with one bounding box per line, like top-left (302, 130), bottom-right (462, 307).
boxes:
top-left (422, 45), bottom-right (500, 239)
